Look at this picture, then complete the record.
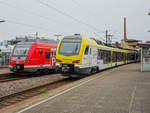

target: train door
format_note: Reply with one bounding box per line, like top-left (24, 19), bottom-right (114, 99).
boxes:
top-left (39, 48), bottom-right (44, 68)
top-left (90, 46), bottom-right (97, 67)
top-left (50, 48), bottom-right (56, 68)
top-left (44, 48), bottom-right (51, 68)
top-left (89, 47), bottom-right (92, 67)
top-left (82, 46), bottom-right (90, 68)
top-left (97, 49), bottom-right (104, 70)
top-left (110, 51), bottom-right (113, 67)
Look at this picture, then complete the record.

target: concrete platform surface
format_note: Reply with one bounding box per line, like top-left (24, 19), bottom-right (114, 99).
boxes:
top-left (15, 63), bottom-right (150, 113)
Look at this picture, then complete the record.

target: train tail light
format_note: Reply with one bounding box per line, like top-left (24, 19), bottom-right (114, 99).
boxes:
top-left (56, 59), bottom-right (62, 62)
top-left (72, 60), bottom-right (80, 63)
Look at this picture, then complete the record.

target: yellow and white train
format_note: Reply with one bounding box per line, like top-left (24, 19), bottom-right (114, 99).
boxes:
top-left (56, 34), bottom-right (139, 77)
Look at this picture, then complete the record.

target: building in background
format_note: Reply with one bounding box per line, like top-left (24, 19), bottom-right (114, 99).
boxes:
top-left (120, 39), bottom-right (142, 49)
top-left (120, 17), bottom-right (141, 49)
top-left (0, 40), bottom-right (14, 67)
top-left (146, 41), bottom-right (150, 44)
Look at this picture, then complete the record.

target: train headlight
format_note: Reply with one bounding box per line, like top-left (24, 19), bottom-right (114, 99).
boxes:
top-left (17, 65), bottom-right (20, 69)
top-left (72, 60), bottom-right (80, 63)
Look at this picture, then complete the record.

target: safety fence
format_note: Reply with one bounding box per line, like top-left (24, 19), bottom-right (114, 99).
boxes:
top-left (0, 52), bottom-right (10, 67)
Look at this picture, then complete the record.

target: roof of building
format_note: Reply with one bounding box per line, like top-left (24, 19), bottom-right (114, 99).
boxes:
top-left (137, 43), bottom-right (150, 48)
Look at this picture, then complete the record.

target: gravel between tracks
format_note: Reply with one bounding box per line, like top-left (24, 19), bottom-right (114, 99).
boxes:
top-left (0, 74), bottom-right (64, 98)
top-left (0, 68), bottom-right (11, 75)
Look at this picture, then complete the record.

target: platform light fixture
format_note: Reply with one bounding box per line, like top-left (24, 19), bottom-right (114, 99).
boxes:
top-left (0, 20), bottom-right (5, 23)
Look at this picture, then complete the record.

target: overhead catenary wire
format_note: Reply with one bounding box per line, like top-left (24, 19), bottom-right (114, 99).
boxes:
top-left (0, 1), bottom-right (65, 25)
top-left (93, 32), bottom-right (105, 42)
top-left (36, 0), bottom-right (101, 32)
top-left (2, 19), bottom-right (56, 33)
top-left (71, 0), bottom-right (98, 18)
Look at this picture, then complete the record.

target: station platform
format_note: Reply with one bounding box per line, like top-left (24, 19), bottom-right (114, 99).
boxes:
top-left (4, 63), bottom-right (150, 113)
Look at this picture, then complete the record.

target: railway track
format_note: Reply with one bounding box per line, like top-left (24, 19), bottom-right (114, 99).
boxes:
top-left (0, 72), bottom-right (57, 83)
top-left (0, 73), bottom-right (26, 83)
top-left (0, 76), bottom-right (29, 83)
top-left (0, 77), bottom-right (77, 110)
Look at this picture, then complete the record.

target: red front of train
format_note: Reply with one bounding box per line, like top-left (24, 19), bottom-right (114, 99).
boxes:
top-left (9, 42), bottom-right (57, 73)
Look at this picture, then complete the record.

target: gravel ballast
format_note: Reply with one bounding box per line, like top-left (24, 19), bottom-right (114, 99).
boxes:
top-left (0, 74), bottom-right (64, 98)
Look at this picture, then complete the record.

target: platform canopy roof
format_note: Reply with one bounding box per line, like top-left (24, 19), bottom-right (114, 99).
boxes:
top-left (137, 43), bottom-right (150, 48)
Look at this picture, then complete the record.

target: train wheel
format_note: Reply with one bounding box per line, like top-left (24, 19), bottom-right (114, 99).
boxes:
top-left (49, 69), bottom-right (55, 73)
top-left (86, 68), bottom-right (92, 76)
top-left (96, 67), bottom-right (99, 73)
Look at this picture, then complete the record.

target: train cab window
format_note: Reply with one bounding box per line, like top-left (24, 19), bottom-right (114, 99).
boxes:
top-left (84, 46), bottom-right (89, 55)
top-left (45, 50), bottom-right (50, 59)
top-left (40, 49), bottom-right (42, 54)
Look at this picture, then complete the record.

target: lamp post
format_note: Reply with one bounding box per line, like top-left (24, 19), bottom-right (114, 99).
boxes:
top-left (54, 34), bottom-right (62, 42)
top-left (0, 20), bottom-right (5, 23)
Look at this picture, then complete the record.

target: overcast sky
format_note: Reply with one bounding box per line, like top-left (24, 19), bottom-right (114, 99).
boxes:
top-left (0, 0), bottom-right (149, 42)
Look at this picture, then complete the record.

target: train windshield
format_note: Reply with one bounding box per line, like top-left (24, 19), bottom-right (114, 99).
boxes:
top-left (59, 38), bottom-right (81, 56)
top-left (12, 45), bottom-right (30, 57)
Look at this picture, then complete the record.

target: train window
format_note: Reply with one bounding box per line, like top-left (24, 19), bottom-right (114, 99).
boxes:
top-left (45, 50), bottom-right (50, 59)
top-left (100, 50), bottom-right (104, 60)
top-left (84, 46), bottom-right (89, 55)
top-left (113, 52), bottom-right (117, 62)
top-left (117, 52), bottom-right (121, 62)
top-left (40, 49), bottom-right (42, 54)
top-left (97, 49), bottom-right (103, 60)
top-left (103, 50), bottom-right (111, 64)
top-left (51, 48), bottom-right (56, 56)
top-left (97, 49), bottom-right (100, 60)
top-left (117, 52), bottom-right (123, 62)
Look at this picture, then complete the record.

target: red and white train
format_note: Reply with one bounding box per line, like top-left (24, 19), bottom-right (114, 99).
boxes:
top-left (9, 42), bottom-right (58, 73)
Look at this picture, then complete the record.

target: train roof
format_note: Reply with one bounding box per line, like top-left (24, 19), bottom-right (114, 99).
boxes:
top-left (16, 42), bottom-right (34, 45)
top-left (82, 36), bottom-right (137, 53)
top-left (16, 41), bottom-right (57, 48)
top-left (33, 42), bottom-right (57, 48)
top-left (60, 35), bottom-right (138, 53)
